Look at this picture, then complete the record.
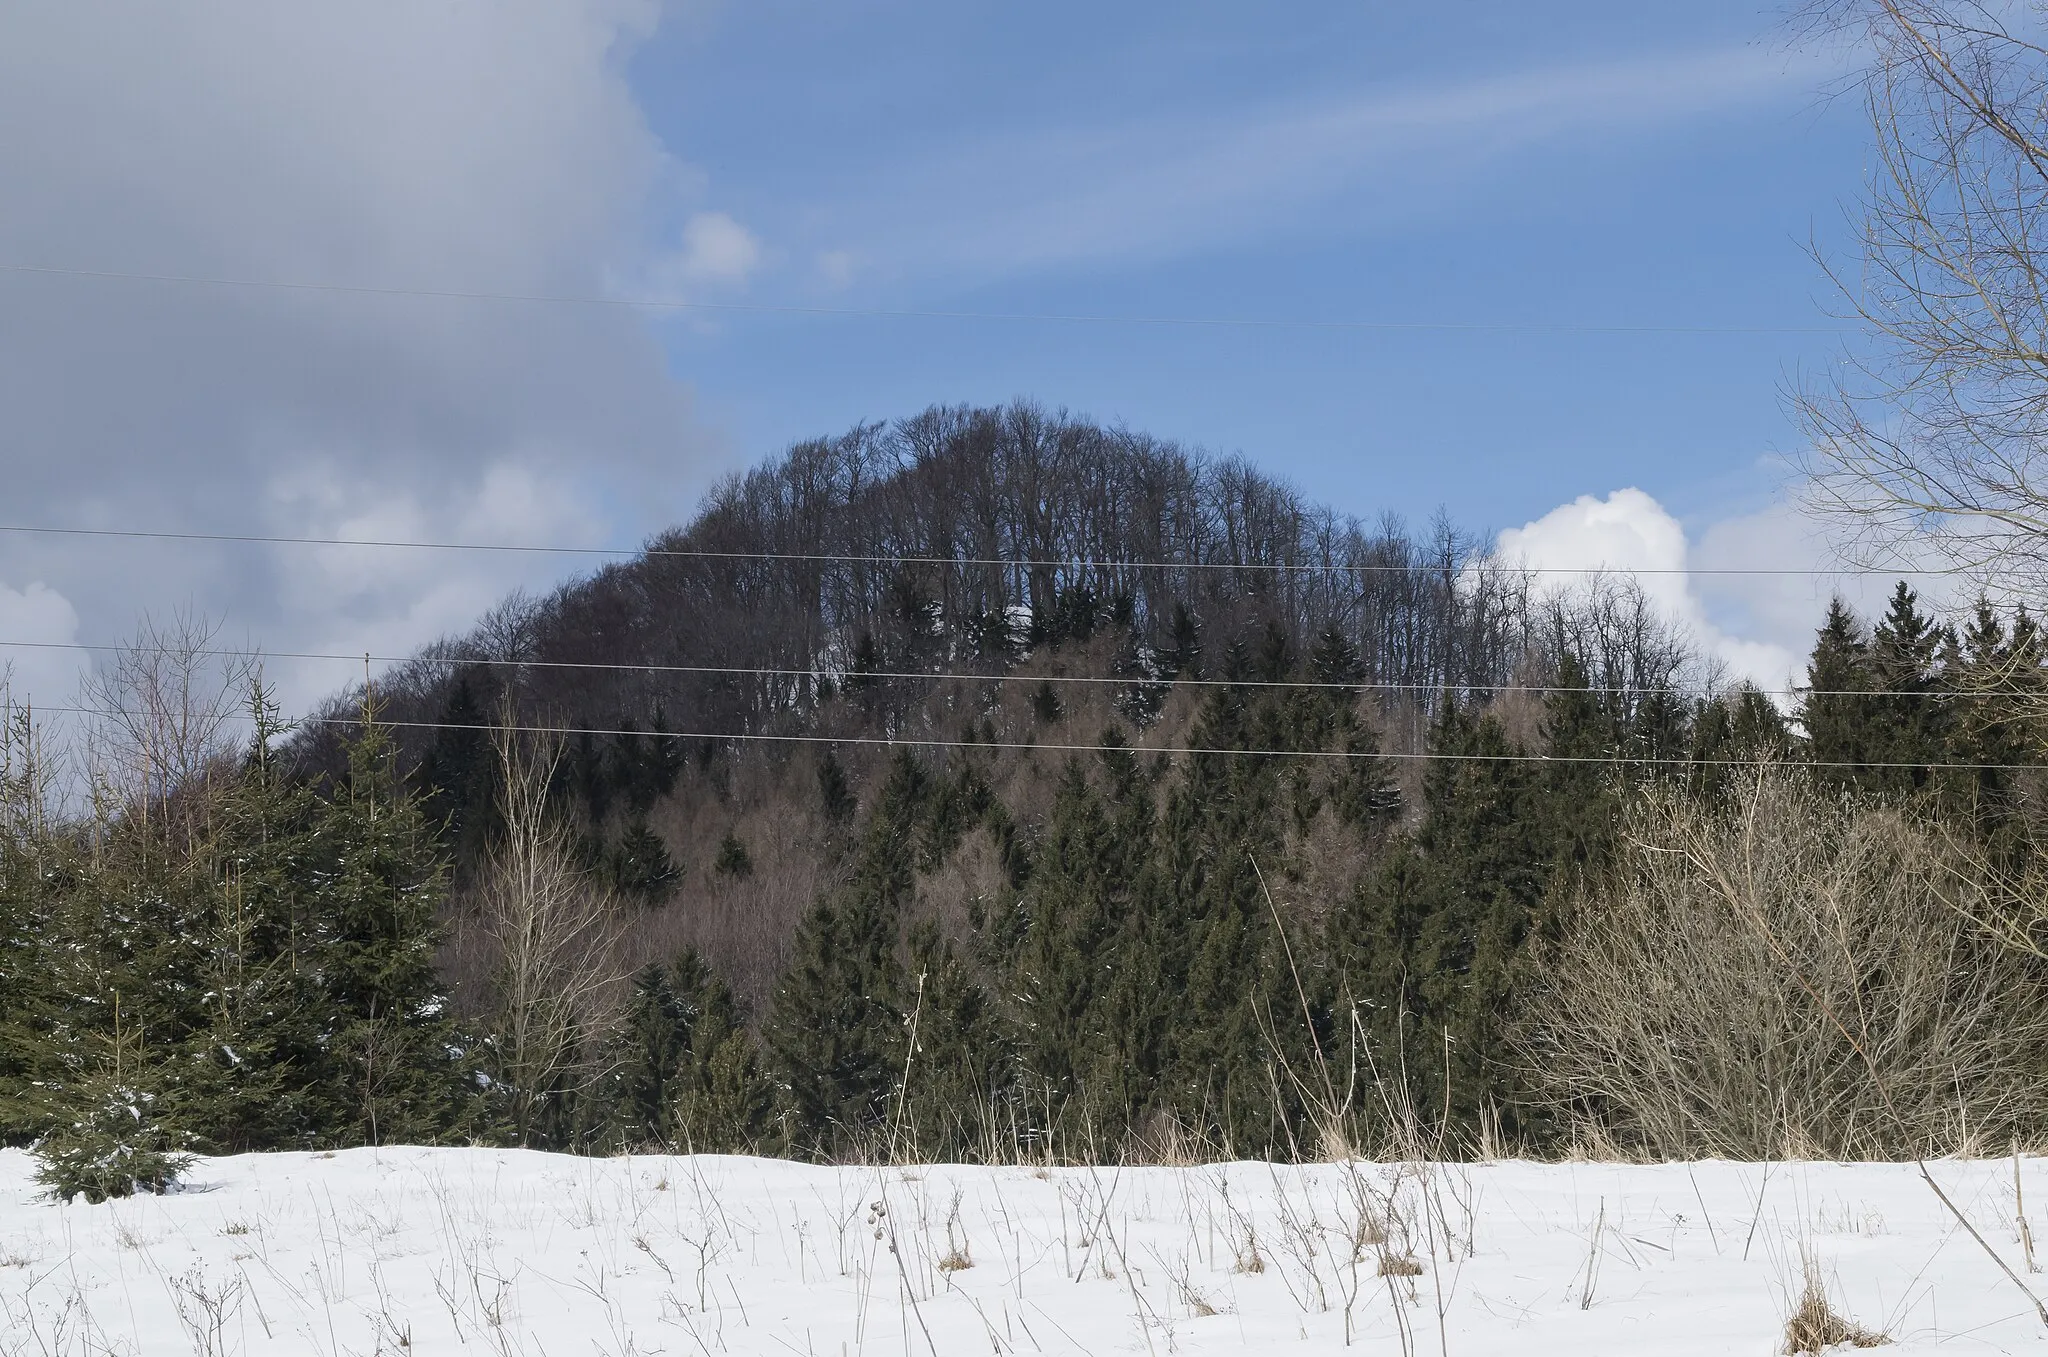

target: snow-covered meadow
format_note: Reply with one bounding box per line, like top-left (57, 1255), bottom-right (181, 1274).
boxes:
top-left (2, 1146), bottom-right (2043, 1355)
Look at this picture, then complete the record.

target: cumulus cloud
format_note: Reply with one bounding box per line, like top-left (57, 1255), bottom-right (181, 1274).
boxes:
top-left (0, 0), bottom-right (722, 715)
top-left (676, 212), bottom-right (764, 285)
top-left (1498, 488), bottom-right (1803, 693)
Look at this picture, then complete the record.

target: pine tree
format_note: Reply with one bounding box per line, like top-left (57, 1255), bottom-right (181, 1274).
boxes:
top-left (162, 686), bottom-right (340, 1151)
top-left (1011, 762), bottom-right (1120, 1100)
top-left (0, 701), bottom-right (74, 1145)
top-left (595, 949), bottom-right (774, 1150)
top-left (1375, 700), bottom-right (1547, 1133)
top-left (898, 921), bottom-right (1011, 1160)
top-left (1157, 602), bottom-right (1203, 681)
top-left (416, 675), bottom-right (495, 860)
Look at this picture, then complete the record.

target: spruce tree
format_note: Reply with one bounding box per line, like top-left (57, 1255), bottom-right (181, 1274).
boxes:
top-left (1157, 602), bottom-right (1204, 681)
top-left (765, 750), bottom-right (924, 1154)
top-left (817, 750), bottom-right (857, 824)
top-left (611, 818), bottom-right (681, 902)
top-left (713, 829), bottom-right (754, 879)
top-left (1800, 598), bottom-right (1876, 785)
top-left (1866, 581), bottom-right (1948, 791)
top-left (596, 949), bottom-right (774, 1150)
top-left (312, 709), bottom-right (480, 1146)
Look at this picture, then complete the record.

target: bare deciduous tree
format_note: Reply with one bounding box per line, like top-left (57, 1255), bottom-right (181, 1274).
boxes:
top-left (465, 708), bottom-right (623, 1144)
top-left (77, 611), bottom-right (254, 840)
top-left (1797, 1), bottom-right (2048, 584)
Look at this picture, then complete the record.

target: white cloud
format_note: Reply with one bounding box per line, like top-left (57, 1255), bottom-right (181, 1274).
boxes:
top-left (1498, 488), bottom-right (1802, 693)
top-left (260, 460), bottom-right (611, 715)
top-left (676, 212), bottom-right (763, 285)
top-left (0, 0), bottom-right (726, 718)
top-left (0, 581), bottom-right (83, 712)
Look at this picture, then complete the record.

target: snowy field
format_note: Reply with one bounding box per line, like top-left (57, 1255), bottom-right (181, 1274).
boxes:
top-left (2, 1147), bottom-right (2046, 1355)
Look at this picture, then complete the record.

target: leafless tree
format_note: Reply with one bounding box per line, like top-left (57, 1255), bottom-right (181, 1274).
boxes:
top-left (76, 610), bottom-right (253, 839)
top-left (1796, 1), bottom-right (2048, 587)
top-left (465, 705), bottom-right (624, 1143)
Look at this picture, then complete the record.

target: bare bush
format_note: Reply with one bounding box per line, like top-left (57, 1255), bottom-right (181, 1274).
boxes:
top-left (1522, 766), bottom-right (2048, 1160)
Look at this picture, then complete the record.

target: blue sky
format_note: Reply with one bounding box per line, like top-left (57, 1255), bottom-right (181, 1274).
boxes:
top-left (632, 1), bottom-right (1861, 534)
top-left (0, 1), bottom-right (1875, 711)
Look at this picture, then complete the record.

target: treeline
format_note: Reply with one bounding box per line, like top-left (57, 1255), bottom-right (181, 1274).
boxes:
top-left (5, 408), bottom-right (2048, 1193)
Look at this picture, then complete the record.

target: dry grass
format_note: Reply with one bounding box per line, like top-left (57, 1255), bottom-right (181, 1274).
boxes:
top-left (1783, 1262), bottom-right (1888, 1354)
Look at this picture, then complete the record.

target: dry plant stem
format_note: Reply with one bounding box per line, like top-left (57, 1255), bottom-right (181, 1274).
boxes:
top-left (1702, 765), bottom-right (2048, 1329)
top-left (1252, 853), bottom-right (1348, 1145)
top-left (870, 980), bottom-right (940, 1357)
top-left (2021, 1150), bottom-right (2039, 1274)
top-left (1578, 1199), bottom-right (1604, 1312)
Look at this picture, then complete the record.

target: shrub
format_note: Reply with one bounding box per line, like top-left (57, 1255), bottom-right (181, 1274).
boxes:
top-left (1521, 767), bottom-right (2048, 1160)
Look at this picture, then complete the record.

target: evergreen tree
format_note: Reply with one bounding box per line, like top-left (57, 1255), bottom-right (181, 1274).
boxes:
top-left (1865, 582), bottom-right (1948, 792)
top-left (765, 751), bottom-right (924, 1154)
top-left (1030, 680), bottom-right (1064, 726)
top-left (1339, 699), bottom-right (1548, 1135)
top-left (1157, 602), bottom-right (1204, 681)
top-left (313, 709), bottom-right (481, 1146)
top-left (416, 675), bottom-right (495, 860)
top-left (610, 818), bottom-right (681, 903)
top-left (713, 830), bottom-right (754, 879)
top-left (1800, 598), bottom-right (1877, 786)
top-left (817, 750), bottom-right (857, 824)
top-left (0, 702), bottom-right (74, 1144)
top-left (595, 950), bottom-right (774, 1150)
top-left (898, 921), bottom-right (1011, 1160)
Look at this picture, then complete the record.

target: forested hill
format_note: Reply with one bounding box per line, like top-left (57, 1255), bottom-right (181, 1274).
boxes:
top-left (317, 401), bottom-right (1531, 764)
top-left (221, 400), bottom-right (2036, 1163)
top-left (288, 403), bottom-right (1613, 1004)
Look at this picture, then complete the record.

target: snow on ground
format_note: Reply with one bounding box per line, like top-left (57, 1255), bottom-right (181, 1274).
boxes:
top-left (1, 1147), bottom-right (2044, 1355)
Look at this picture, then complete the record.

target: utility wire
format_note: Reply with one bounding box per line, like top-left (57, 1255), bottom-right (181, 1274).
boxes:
top-left (0, 262), bottom-right (1854, 336)
top-left (0, 635), bottom-right (1976, 702)
top-left (0, 522), bottom-right (1955, 578)
top-left (13, 703), bottom-right (2032, 773)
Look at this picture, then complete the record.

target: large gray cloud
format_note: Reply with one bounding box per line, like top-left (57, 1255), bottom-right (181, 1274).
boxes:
top-left (0, 0), bottom-right (727, 713)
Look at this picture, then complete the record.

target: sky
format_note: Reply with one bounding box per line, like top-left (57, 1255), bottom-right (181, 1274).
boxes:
top-left (0, 1), bottom-right (1903, 715)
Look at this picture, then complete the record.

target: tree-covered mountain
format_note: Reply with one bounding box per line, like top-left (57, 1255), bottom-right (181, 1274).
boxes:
top-left (5, 403), bottom-right (2043, 1184)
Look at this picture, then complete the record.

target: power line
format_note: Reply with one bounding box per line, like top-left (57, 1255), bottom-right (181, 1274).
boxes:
top-left (51, 705), bottom-right (2035, 773)
top-left (0, 262), bottom-right (1854, 336)
top-left (0, 635), bottom-right (1969, 702)
top-left (0, 521), bottom-right (1953, 578)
